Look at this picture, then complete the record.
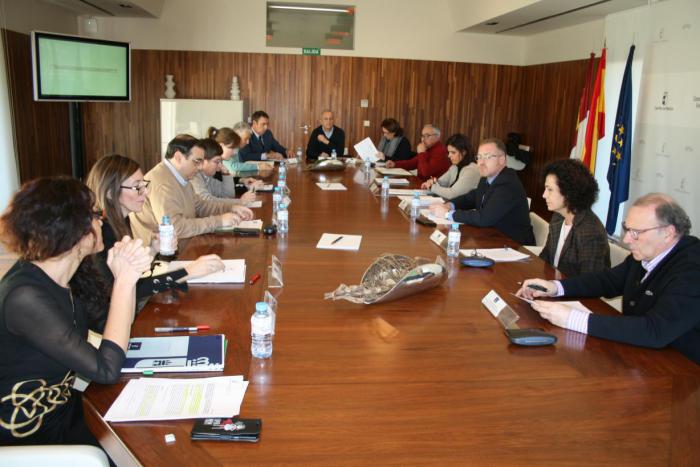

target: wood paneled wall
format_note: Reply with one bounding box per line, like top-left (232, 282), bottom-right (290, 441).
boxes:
top-left (4, 29), bottom-right (591, 219)
top-left (2, 29), bottom-right (72, 181)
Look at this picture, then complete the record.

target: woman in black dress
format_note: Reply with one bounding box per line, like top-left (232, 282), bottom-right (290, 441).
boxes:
top-left (0, 177), bottom-right (151, 446)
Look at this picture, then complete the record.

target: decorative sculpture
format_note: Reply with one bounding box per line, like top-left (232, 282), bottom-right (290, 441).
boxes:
top-left (164, 74), bottom-right (176, 99)
top-left (230, 76), bottom-right (241, 100)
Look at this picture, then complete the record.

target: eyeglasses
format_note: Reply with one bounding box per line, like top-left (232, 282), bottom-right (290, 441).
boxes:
top-left (475, 153), bottom-right (502, 161)
top-left (421, 133), bottom-right (437, 139)
top-left (621, 222), bottom-right (668, 240)
top-left (191, 158), bottom-right (205, 166)
top-left (120, 180), bottom-right (150, 195)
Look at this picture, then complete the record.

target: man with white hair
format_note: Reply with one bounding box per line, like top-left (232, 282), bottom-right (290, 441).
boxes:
top-left (305, 109), bottom-right (345, 161)
top-left (386, 123), bottom-right (449, 181)
top-left (517, 193), bottom-right (700, 364)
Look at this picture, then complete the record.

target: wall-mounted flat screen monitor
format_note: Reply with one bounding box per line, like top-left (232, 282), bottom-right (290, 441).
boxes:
top-left (31, 31), bottom-right (130, 102)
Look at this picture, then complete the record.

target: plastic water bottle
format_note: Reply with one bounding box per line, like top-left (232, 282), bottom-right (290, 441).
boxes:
top-left (251, 302), bottom-right (273, 359)
top-left (381, 176), bottom-right (390, 198)
top-left (278, 177), bottom-right (287, 194)
top-left (331, 149), bottom-right (337, 160)
top-left (410, 191), bottom-right (421, 219)
top-left (279, 160), bottom-right (287, 179)
top-left (158, 215), bottom-right (176, 256)
top-left (277, 203), bottom-right (289, 235)
top-left (272, 186), bottom-right (282, 215)
top-left (447, 223), bottom-right (461, 258)
top-left (364, 158), bottom-right (372, 172)
top-left (296, 147), bottom-right (302, 159)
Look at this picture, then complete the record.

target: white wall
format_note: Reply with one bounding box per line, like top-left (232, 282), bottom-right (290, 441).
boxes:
top-left (91, 0), bottom-right (527, 65)
top-left (525, 18), bottom-right (605, 65)
top-left (0, 28), bottom-right (19, 211)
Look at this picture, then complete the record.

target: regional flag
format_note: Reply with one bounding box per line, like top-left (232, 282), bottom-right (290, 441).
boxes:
top-left (570, 53), bottom-right (596, 159)
top-left (606, 45), bottom-right (636, 235)
top-left (581, 48), bottom-right (606, 173)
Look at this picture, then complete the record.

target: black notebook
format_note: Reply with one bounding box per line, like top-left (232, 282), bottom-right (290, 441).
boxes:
top-left (191, 417), bottom-right (261, 442)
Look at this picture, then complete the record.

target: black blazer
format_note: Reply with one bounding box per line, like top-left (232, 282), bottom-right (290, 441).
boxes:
top-left (306, 125), bottom-right (345, 161)
top-left (561, 235), bottom-right (700, 364)
top-left (449, 167), bottom-right (534, 245)
top-left (239, 130), bottom-right (287, 162)
top-left (539, 210), bottom-right (610, 277)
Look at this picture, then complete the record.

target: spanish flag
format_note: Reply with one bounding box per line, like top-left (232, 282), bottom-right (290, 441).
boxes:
top-left (581, 48), bottom-right (606, 173)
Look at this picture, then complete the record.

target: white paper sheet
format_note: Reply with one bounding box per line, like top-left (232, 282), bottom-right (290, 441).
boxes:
top-left (390, 188), bottom-right (431, 196)
top-left (353, 137), bottom-right (379, 162)
top-left (419, 209), bottom-right (461, 225)
top-left (245, 200), bottom-right (263, 208)
top-left (169, 259), bottom-right (246, 283)
top-left (397, 195), bottom-right (443, 206)
top-left (374, 177), bottom-right (409, 185)
top-left (458, 248), bottom-right (530, 262)
top-left (104, 376), bottom-right (248, 422)
top-left (375, 167), bottom-right (412, 176)
top-left (316, 233), bottom-right (362, 251)
top-left (316, 182), bottom-right (347, 191)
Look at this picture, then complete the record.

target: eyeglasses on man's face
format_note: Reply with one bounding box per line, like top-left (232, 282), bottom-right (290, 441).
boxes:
top-left (421, 133), bottom-right (437, 139)
top-left (621, 222), bottom-right (668, 240)
top-left (475, 153), bottom-right (502, 162)
top-left (190, 157), bottom-right (205, 167)
top-left (120, 179), bottom-right (150, 195)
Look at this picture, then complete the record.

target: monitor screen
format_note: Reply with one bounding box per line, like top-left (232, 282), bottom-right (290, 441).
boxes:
top-left (31, 31), bottom-right (130, 102)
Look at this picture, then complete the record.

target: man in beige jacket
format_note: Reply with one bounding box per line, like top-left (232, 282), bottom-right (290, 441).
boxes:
top-left (130, 135), bottom-right (253, 243)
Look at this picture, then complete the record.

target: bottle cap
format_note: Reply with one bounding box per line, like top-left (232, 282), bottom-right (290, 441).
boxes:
top-left (452, 223), bottom-right (459, 229)
top-left (255, 302), bottom-right (268, 312)
top-left (162, 215), bottom-right (170, 224)
top-left (279, 203), bottom-right (287, 209)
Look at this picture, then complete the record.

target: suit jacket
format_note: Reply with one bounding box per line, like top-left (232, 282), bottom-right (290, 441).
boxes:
top-left (539, 210), bottom-right (610, 277)
top-left (239, 129), bottom-right (287, 162)
top-left (306, 125), bottom-right (345, 161)
top-left (561, 235), bottom-right (700, 364)
top-left (449, 167), bottom-right (535, 245)
top-left (130, 161), bottom-right (231, 243)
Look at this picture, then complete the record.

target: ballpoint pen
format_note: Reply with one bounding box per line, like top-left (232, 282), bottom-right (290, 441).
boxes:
top-left (331, 236), bottom-right (344, 244)
top-left (154, 325), bottom-right (210, 333)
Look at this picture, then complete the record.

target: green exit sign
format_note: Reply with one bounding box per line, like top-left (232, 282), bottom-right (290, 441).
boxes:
top-left (302, 47), bottom-right (321, 56)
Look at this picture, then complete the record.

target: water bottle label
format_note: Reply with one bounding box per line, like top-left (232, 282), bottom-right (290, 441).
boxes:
top-left (159, 225), bottom-right (176, 255)
top-left (448, 232), bottom-right (461, 243)
top-left (278, 211), bottom-right (288, 221)
top-left (252, 316), bottom-right (272, 335)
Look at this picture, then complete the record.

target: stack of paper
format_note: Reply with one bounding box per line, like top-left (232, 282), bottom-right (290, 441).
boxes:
top-left (374, 177), bottom-right (409, 185)
top-left (104, 376), bottom-right (248, 422)
top-left (316, 182), bottom-right (347, 191)
top-left (390, 188), bottom-right (431, 196)
top-left (459, 248), bottom-right (530, 262)
top-left (316, 233), bottom-right (362, 251)
top-left (245, 200), bottom-right (263, 208)
top-left (256, 184), bottom-right (274, 192)
top-left (375, 167), bottom-right (412, 177)
top-left (169, 259), bottom-right (246, 283)
top-left (217, 220), bottom-right (263, 232)
top-left (397, 195), bottom-right (443, 206)
top-left (419, 209), bottom-right (461, 225)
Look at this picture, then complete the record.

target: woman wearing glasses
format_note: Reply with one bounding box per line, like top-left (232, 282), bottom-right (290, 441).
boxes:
top-left (86, 154), bottom-right (225, 304)
top-left (0, 177), bottom-right (150, 448)
top-left (375, 118), bottom-right (413, 162)
top-left (420, 133), bottom-right (479, 199)
top-left (539, 158), bottom-right (610, 276)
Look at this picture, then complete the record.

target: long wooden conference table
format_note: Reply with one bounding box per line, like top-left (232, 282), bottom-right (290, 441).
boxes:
top-left (84, 163), bottom-right (700, 466)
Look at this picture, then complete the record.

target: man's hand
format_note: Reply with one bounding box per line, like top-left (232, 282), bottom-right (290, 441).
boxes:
top-left (421, 177), bottom-right (436, 189)
top-left (317, 134), bottom-right (330, 145)
top-left (429, 203), bottom-right (450, 218)
top-left (232, 205), bottom-right (253, 221)
top-left (385, 160), bottom-right (396, 168)
top-left (267, 152), bottom-right (284, 161)
top-left (240, 191), bottom-right (256, 203)
top-left (530, 300), bottom-right (572, 329)
top-left (416, 142), bottom-right (427, 153)
top-left (375, 151), bottom-right (385, 161)
top-left (515, 279), bottom-right (558, 300)
top-left (221, 212), bottom-right (240, 227)
top-left (184, 254), bottom-right (225, 280)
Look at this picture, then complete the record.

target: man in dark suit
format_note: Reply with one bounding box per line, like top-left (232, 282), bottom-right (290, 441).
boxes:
top-left (305, 109), bottom-right (346, 161)
top-left (430, 137), bottom-right (534, 245)
top-left (518, 193), bottom-right (700, 364)
top-left (239, 110), bottom-right (291, 162)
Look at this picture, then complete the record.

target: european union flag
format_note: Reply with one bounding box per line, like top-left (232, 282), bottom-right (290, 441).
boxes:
top-left (606, 45), bottom-right (635, 235)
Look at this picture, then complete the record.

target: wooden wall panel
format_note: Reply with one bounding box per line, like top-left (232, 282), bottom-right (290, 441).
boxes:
top-left (2, 29), bottom-right (72, 181)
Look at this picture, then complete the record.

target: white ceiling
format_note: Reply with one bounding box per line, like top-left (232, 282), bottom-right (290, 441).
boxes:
top-left (460, 0), bottom-right (649, 36)
top-left (41, 0), bottom-right (163, 17)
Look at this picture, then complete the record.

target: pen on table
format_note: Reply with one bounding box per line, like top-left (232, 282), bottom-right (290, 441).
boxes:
top-left (154, 325), bottom-right (210, 333)
top-left (331, 235), bottom-right (344, 245)
top-left (249, 273), bottom-right (261, 285)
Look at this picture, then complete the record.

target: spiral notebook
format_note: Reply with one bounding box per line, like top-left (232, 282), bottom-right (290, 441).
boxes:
top-left (121, 334), bottom-right (225, 373)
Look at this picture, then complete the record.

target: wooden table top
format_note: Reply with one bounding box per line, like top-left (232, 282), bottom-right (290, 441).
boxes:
top-left (84, 163), bottom-right (700, 466)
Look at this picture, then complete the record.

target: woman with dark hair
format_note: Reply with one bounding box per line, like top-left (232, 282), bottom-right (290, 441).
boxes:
top-left (0, 176), bottom-right (151, 447)
top-left (375, 118), bottom-right (413, 162)
top-left (421, 133), bottom-right (479, 199)
top-left (539, 158), bottom-right (610, 276)
top-left (85, 154), bottom-right (225, 304)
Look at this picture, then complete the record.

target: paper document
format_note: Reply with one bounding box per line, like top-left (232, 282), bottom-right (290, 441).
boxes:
top-left (169, 259), bottom-right (246, 283)
top-left (375, 177), bottom-right (409, 185)
top-left (397, 195), bottom-right (443, 206)
top-left (257, 184), bottom-right (274, 192)
top-left (245, 200), bottom-right (263, 208)
top-left (353, 137), bottom-right (379, 162)
top-left (316, 233), bottom-right (362, 251)
top-left (419, 209), bottom-right (460, 225)
top-left (375, 167), bottom-right (412, 176)
top-left (459, 248), bottom-right (530, 262)
top-left (510, 295), bottom-right (594, 315)
top-left (217, 219), bottom-right (263, 232)
top-left (316, 182), bottom-right (347, 191)
top-left (104, 376), bottom-right (248, 422)
top-left (392, 189), bottom-right (432, 196)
